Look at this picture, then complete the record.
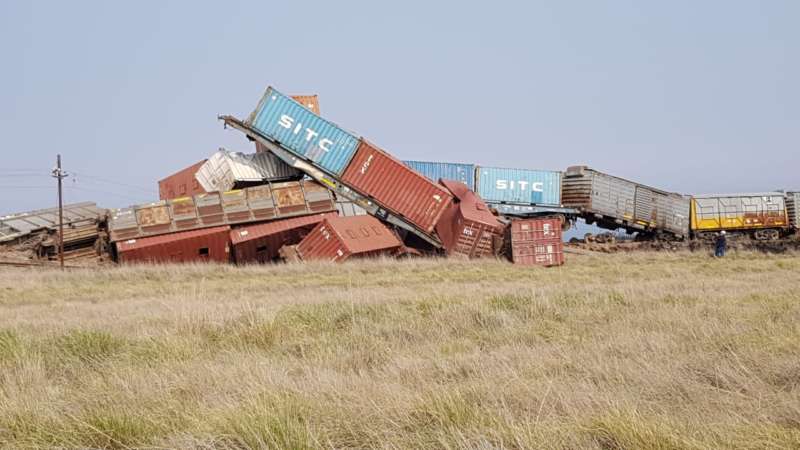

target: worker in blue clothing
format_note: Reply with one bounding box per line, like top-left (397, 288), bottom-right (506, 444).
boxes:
top-left (714, 230), bottom-right (727, 257)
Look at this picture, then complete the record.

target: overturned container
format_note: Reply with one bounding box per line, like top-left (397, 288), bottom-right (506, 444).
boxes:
top-left (435, 180), bottom-right (505, 259)
top-left (115, 225), bottom-right (231, 264)
top-left (296, 215), bottom-right (402, 262)
top-left (230, 212), bottom-right (337, 264)
top-left (109, 180), bottom-right (336, 242)
top-left (195, 148), bottom-right (302, 193)
top-left (341, 140), bottom-right (454, 234)
top-left (158, 160), bottom-right (208, 200)
top-left (509, 217), bottom-right (564, 266)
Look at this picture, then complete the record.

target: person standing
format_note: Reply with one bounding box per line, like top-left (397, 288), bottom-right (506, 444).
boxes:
top-left (715, 230), bottom-right (727, 257)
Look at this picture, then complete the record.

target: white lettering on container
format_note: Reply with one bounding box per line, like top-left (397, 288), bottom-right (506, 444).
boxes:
top-left (277, 114), bottom-right (333, 153)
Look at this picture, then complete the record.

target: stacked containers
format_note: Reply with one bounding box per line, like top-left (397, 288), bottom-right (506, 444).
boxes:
top-left (116, 226), bottom-right (231, 264)
top-left (435, 180), bottom-right (505, 259)
top-left (476, 167), bottom-right (562, 206)
top-left (230, 212), bottom-right (337, 264)
top-left (296, 215), bottom-right (402, 262)
top-left (158, 160), bottom-right (208, 200)
top-left (245, 87), bottom-right (360, 176)
top-left (195, 149), bottom-right (302, 193)
top-left (509, 218), bottom-right (564, 266)
top-left (341, 140), bottom-right (454, 234)
top-left (402, 161), bottom-right (476, 190)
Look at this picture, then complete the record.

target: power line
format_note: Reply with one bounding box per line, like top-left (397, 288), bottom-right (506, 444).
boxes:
top-left (69, 172), bottom-right (156, 194)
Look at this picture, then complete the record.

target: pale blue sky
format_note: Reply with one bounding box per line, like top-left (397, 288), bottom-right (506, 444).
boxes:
top-left (1, 1), bottom-right (798, 215)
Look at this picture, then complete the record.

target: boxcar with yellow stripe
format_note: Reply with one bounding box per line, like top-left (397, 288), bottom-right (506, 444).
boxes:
top-left (690, 193), bottom-right (789, 240)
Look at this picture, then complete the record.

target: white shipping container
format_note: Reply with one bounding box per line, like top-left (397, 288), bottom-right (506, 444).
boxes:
top-left (195, 149), bottom-right (302, 193)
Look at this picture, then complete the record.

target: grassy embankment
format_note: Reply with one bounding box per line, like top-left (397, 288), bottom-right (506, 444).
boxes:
top-left (1, 251), bottom-right (799, 449)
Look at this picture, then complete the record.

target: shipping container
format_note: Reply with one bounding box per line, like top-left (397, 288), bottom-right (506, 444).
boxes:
top-left (116, 226), bottom-right (230, 264)
top-left (230, 212), bottom-right (336, 264)
top-left (109, 180), bottom-right (336, 242)
top-left (690, 193), bottom-right (788, 238)
top-left (296, 215), bottom-right (402, 262)
top-left (158, 160), bottom-right (208, 200)
top-left (245, 87), bottom-right (359, 175)
top-left (195, 148), bottom-right (302, 193)
top-left (290, 95), bottom-right (320, 115)
top-left (509, 218), bottom-right (565, 266)
top-left (562, 166), bottom-right (690, 237)
top-left (435, 180), bottom-right (505, 259)
top-left (402, 160), bottom-right (476, 191)
top-left (476, 166), bottom-right (562, 206)
top-left (341, 140), bottom-right (454, 234)
top-left (787, 192), bottom-right (800, 229)
top-left (336, 200), bottom-right (368, 217)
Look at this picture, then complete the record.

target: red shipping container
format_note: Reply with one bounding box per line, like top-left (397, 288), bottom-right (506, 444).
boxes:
top-left (296, 215), bottom-right (402, 262)
top-left (340, 140), bottom-right (453, 234)
top-left (509, 218), bottom-right (565, 267)
top-left (230, 212), bottom-right (337, 264)
top-left (116, 226), bottom-right (230, 264)
top-left (158, 160), bottom-right (208, 200)
top-left (435, 180), bottom-right (505, 259)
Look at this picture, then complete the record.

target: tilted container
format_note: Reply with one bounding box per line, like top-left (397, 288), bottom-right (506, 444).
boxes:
top-left (562, 166), bottom-right (689, 237)
top-left (230, 212), bottom-right (337, 264)
top-left (109, 180), bottom-right (336, 242)
top-left (341, 140), bottom-right (454, 234)
top-left (476, 167), bottom-right (562, 207)
top-left (296, 215), bottom-right (402, 262)
top-left (289, 95), bottom-right (320, 115)
top-left (245, 87), bottom-right (359, 175)
top-left (195, 148), bottom-right (302, 193)
top-left (690, 193), bottom-right (788, 234)
top-left (435, 180), bottom-right (505, 259)
top-left (158, 160), bottom-right (208, 200)
top-left (402, 160), bottom-right (476, 191)
top-left (116, 225), bottom-right (230, 264)
top-left (509, 218), bottom-right (564, 266)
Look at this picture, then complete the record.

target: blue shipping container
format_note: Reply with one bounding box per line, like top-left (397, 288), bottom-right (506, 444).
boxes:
top-left (476, 166), bottom-right (562, 206)
top-left (402, 161), bottom-right (476, 191)
top-left (246, 87), bottom-right (360, 176)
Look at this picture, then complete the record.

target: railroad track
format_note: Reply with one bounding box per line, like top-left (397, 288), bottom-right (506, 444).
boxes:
top-left (0, 260), bottom-right (83, 269)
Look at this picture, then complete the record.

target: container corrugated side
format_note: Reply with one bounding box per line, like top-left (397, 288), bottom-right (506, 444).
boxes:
top-left (116, 226), bottom-right (230, 264)
top-left (296, 215), bottom-right (402, 262)
top-left (158, 160), bottom-right (208, 200)
top-left (246, 87), bottom-right (359, 175)
top-left (195, 149), bottom-right (302, 193)
top-left (341, 140), bottom-right (454, 234)
top-left (475, 167), bottom-right (561, 206)
top-left (509, 218), bottom-right (564, 266)
top-left (435, 180), bottom-right (505, 259)
top-left (788, 192), bottom-right (800, 229)
top-left (290, 95), bottom-right (320, 115)
top-left (230, 212), bottom-right (336, 264)
top-left (402, 161), bottom-right (476, 191)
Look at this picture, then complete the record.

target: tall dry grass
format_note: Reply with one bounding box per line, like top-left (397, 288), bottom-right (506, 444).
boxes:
top-left (0, 251), bottom-right (799, 449)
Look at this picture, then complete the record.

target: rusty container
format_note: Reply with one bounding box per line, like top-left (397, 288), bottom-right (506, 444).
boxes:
top-left (116, 225), bottom-right (230, 264)
top-left (341, 139), bottom-right (454, 234)
top-left (290, 95), bottom-right (320, 115)
top-left (509, 218), bottom-right (565, 266)
top-left (230, 212), bottom-right (337, 264)
top-left (435, 180), bottom-right (505, 259)
top-left (296, 215), bottom-right (402, 262)
top-left (158, 160), bottom-right (208, 200)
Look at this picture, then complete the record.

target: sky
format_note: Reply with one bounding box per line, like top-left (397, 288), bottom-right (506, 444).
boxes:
top-left (1, 1), bottom-right (798, 217)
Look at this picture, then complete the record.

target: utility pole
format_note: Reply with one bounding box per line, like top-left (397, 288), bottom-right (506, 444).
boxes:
top-left (51, 155), bottom-right (68, 269)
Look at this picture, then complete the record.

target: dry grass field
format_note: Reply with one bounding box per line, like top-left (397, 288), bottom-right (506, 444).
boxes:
top-left (0, 251), bottom-right (799, 449)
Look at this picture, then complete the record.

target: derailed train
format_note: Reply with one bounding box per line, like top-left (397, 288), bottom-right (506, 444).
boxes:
top-left (404, 161), bottom-right (799, 241)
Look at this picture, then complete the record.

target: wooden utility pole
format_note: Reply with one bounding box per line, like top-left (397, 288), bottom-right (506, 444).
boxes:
top-left (51, 155), bottom-right (67, 269)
